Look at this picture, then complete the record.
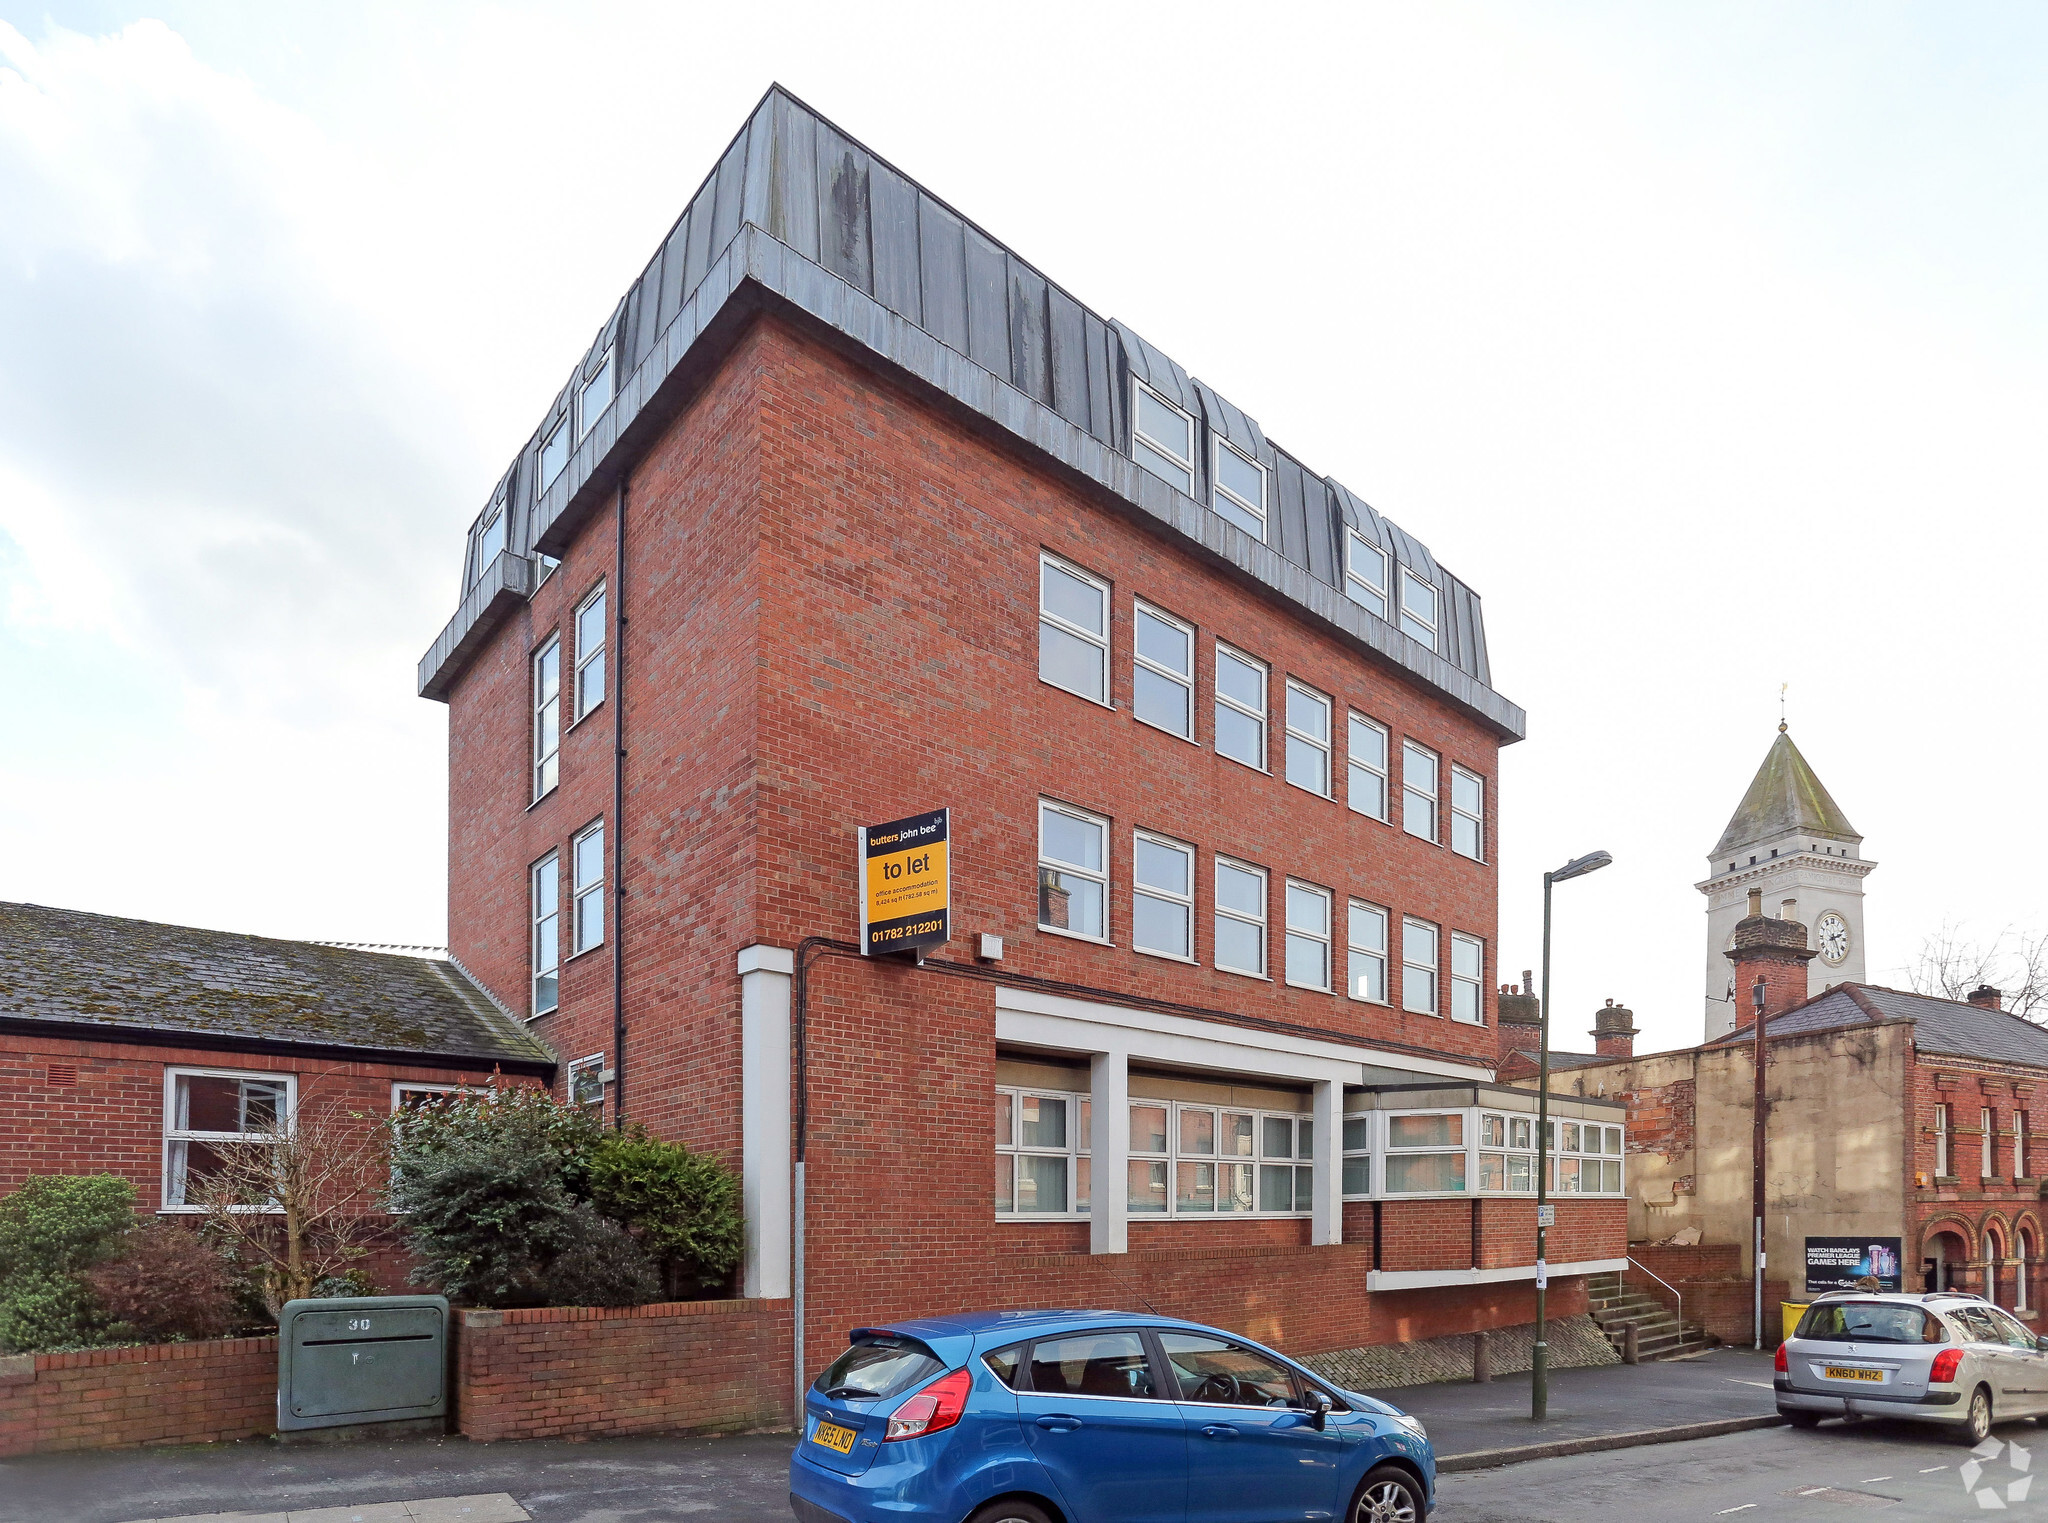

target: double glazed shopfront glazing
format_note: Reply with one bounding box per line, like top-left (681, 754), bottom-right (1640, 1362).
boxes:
top-left (996, 1065), bottom-right (1624, 1221)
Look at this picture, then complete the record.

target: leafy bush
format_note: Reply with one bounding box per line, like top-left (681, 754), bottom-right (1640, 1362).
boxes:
top-left (385, 1090), bottom-right (741, 1308)
top-left (0, 1175), bottom-right (137, 1352)
top-left (83, 1219), bottom-right (236, 1344)
top-left (587, 1128), bottom-right (746, 1297)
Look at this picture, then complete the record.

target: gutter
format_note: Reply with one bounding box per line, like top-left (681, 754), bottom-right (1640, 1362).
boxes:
top-left (0, 1015), bottom-right (556, 1078)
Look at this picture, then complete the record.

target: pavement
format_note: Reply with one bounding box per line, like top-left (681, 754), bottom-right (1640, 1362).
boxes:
top-left (0, 1348), bottom-right (1785, 1523)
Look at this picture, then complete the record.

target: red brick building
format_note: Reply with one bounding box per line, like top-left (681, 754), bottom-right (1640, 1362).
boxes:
top-left (0, 901), bottom-right (554, 1234)
top-left (416, 87), bottom-right (1626, 1388)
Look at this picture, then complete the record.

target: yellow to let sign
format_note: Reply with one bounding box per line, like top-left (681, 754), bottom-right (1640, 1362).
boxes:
top-left (858, 809), bottom-right (950, 957)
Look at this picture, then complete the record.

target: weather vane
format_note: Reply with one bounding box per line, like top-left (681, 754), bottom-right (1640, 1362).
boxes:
top-left (1779, 681), bottom-right (1787, 733)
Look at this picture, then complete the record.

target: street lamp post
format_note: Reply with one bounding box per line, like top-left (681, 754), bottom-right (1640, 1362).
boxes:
top-left (1533, 849), bottom-right (1613, 1423)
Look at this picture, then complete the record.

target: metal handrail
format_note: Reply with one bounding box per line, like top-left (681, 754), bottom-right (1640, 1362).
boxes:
top-left (1628, 1257), bottom-right (1684, 1335)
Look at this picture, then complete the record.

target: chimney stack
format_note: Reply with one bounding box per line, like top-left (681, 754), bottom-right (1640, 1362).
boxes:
top-left (1591, 998), bottom-right (1638, 1059)
top-left (1725, 892), bottom-right (1815, 1026)
top-left (1968, 985), bottom-right (2004, 1011)
top-left (1497, 970), bottom-right (1542, 1063)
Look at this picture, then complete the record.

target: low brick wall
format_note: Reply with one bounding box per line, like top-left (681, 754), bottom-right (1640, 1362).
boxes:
top-left (454, 1298), bottom-right (793, 1442)
top-left (0, 1337), bottom-right (277, 1456)
top-left (1625, 1246), bottom-right (1789, 1347)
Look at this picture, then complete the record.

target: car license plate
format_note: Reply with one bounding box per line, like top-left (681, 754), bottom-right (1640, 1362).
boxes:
top-left (813, 1419), bottom-right (858, 1454)
top-left (1824, 1366), bottom-right (1884, 1382)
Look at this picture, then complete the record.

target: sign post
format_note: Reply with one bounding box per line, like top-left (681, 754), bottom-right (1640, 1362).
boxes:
top-left (858, 809), bottom-right (950, 960)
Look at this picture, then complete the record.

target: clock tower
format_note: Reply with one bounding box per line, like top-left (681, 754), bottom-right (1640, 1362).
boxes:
top-left (1698, 724), bottom-right (1875, 1038)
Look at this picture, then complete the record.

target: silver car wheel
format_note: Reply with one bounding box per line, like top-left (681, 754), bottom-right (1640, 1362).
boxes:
top-left (1966, 1387), bottom-right (1993, 1445)
top-left (1355, 1478), bottom-right (1419, 1523)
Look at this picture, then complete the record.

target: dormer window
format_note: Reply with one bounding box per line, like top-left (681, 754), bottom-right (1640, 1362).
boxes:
top-left (473, 510), bottom-right (506, 578)
top-left (1344, 532), bottom-right (1388, 619)
top-left (540, 419), bottom-right (569, 488)
top-left (1399, 570), bottom-right (1438, 651)
top-left (1131, 382), bottom-right (1196, 495)
top-left (578, 349), bottom-right (614, 441)
top-left (1212, 439), bottom-right (1265, 540)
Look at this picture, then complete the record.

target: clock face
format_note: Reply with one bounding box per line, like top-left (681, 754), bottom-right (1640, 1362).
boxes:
top-left (1816, 911), bottom-right (1850, 966)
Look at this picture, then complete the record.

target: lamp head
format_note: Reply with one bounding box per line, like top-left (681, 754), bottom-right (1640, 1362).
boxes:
top-left (1550, 850), bottom-right (1613, 884)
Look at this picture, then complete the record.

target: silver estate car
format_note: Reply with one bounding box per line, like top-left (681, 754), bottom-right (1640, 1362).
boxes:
top-left (1777, 1292), bottom-right (2048, 1444)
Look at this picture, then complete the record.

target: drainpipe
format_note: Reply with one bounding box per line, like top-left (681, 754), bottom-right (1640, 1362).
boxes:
top-left (611, 480), bottom-right (629, 1130)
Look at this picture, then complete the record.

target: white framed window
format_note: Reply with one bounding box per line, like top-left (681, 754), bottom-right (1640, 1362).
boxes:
top-left (1342, 1113), bottom-right (1373, 1198)
top-left (1348, 900), bottom-right (1389, 1004)
top-left (1402, 740), bottom-right (1438, 842)
top-left (1399, 569), bottom-right (1438, 651)
top-left (996, 1089), bottom-right (1089, 1215)
top-left (1127, 1100), bottom-right (1311, 1217)
top-left (1344, 532), bottom-right (1389, 620)
top-left (1039, 553), bottom-right (1110, 705)
top-left (1133, 831), bottom-right (1196, 961)
top-left (1384, 1111), bottom-right (1465, 1194)
top-left (1039, 800), bottom-right (1109, 941)
top-left (577, 349), bottom-right (614, 441)
top-left (533, 636), bottom-right (562, 799)
top-left (393, 1082), bottom-right (479, 1112)
top-left (1935, 1104), bottom-right (1951, 1177)
top-left (574, 584), bottom-right (606, 720)
top-left (1348, 713), bottom-right (1389, 822)
top-left (1476, 1112), bottom-right (1537, 1194)
top-left (1284, 681), bottom-right (1332, 797)
top-left (1214, 858), bottom-right (1267, 977)
top-left (568, 1052), bottom-right (606, 1109)
top-left (531, 851), bottom-right (560, 1015)
top-left (1131, 381), bottom-right (1197, 494)
top-left (1284, 880), bottom-right (1332, 991)
top-left (162, 1068), bottom-right (295, 1211)
top-left (1985, 1107), bottom-right (1996, 1178)
top-left (473, 510), bottom-right (507, 579)
top-left (539, 418), bottom-right (569, 487)
top-left (1212, 438), bottom-right (1266, 540)
top-left (1451, 766), bottom-right (1484, 861)
top-left (1451, 933), bottom-right (1485, 1025)
top-left (1546, 1120), bottom-right (1624, 1195)
top-left (1402, 916), bottom-right (1439, 1015)
top-left (1133, 601), bottom-right (1194, 740)
top-left (572, 820), bottom-right (605, 955)
top-left (1214, 644), bottom-right (1267, 770)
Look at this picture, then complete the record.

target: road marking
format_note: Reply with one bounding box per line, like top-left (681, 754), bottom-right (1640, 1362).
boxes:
top-left (1713, 1507), bottom-right (1757, 1516)
top-left (1920, 1465), bottom-right (1951, 1472)
top-left (1862, 1476), bottom-right (1892, 1482)
top-left (1726, 1379), bottom-right (1777, 1389)
top-left (117, 1496), bottom-right (530, 1523)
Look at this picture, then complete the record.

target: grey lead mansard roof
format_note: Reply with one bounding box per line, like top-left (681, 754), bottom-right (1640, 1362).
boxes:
top-left (0, 901), bottom-right (556, 1074)
top-left (417, 86), bottom-right (1525, 741)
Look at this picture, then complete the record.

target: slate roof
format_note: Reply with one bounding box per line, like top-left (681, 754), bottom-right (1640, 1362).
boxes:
top-left (0, 901), bottom-right (555, 1073)
top-left (1716, 982), bottom-right (2048, 1069)
top-left (1711, 727), bottom-right (1860, 858)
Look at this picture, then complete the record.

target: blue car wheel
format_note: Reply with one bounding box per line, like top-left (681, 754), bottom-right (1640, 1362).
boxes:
top-left (1352, 1465), bottom-right (1424, 1523)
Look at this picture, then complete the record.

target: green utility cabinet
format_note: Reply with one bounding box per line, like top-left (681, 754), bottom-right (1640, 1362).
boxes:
top-left (277, 1295), bottom-right (449, 1433)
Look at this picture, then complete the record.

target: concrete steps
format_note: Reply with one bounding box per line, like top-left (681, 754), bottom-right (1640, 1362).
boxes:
top-left (1587, 1271), bottom-right (1717, 1361)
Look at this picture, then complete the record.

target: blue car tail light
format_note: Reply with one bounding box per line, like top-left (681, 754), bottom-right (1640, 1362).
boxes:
top-left (885, 1367), bottom-right (972, 1441)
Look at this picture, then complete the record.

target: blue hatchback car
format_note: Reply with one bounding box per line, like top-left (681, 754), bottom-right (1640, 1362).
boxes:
top-left (788, 1309), bottom-right (1434, 1523)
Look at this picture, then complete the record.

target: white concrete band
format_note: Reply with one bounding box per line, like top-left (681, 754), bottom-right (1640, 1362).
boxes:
top-left (738, 943), bottom-right (794, 1299)
top-left (1365, 1256), bottom-right (1628, 1291)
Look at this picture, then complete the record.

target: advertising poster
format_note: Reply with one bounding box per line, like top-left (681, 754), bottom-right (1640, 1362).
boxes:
top-left (1804, 1237), bottom-right (1903, 1294)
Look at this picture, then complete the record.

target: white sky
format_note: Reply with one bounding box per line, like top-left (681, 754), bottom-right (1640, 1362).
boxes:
top-left (2, 3), bottom-right (2043, 1058)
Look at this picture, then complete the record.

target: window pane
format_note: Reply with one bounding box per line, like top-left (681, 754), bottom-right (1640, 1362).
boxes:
top-left (1452, 936), bottom-right (1481, 978)
top-left (1216, 863), bottom-right (1263, 917)
top-left (1137, 391), bottom-right (1191, 457)
top-left (1015, 1154), bottom-right (1069, 1213)
top-left (1384, 1153), bottom-right (1466, 1193)
top-left (540, 424), bottom-right (568, 484)
top-left (1019, 1095), bottom-right (1068, 1149)
top-left (1404, 921), bottom-right (1437, 966)
top-left (1351, 767), bottom-right (1386, 818)
top-left (1130, 1104), bottom-right (1168, 1154)
top-left (996, 1153), bottom-right (1014, 1212)
top-left (996, 1093), bottom-right (1013, 1147)
top-left (1562, 1123), bottom-right (1580, 1153)
top-left (1286, 883), bottom-right (1326, 933)
top-left (1342, 1116), bottom-right (1370, 1152)
top-left (1030, 1331), bottom-right (1157, 1398)
top-left (476, 512), bottom-right (506, 566)
top-left (577, 592), bottom-right (605, 653)
top-left (1479, 1153), bottom-right (1505, 1191)
top-left (1129, 1159), bottom-right (1168, 1212)
top-left (574, 827), bottom-right (605, 890)
top-left (1133, 893), bottom-right (1192, 959)
top-left (1263, 1116), bottom-right (1294, 1159)
top-left (1217, 444), bottom-right (1262, 506)
top-left (1350, 716), bottom-right (1386, 770)
top-left (1220, 1112), bottom-right (1255, 1158)
top-left (1510, 1118), bottom-right (1532, 1149)
top-left (1180, 1109), bottom-right (1216, 1155)
top-left (1606, 1127), bottom-right (1623, 1156)
top-left (1404, 789), bottom-right (1434, 839)
top-left (1453, 770), bottom-right (1482, 815)
top-left (1258, 1163), bottom-right (1295, 1212)
top-left (1216, 650), bottom-right (1263, 710)
top-left (1603, 1160), bottom-right (1622, 1192)
top-left (1286, 735), bottom-right (1329, 794)
top-left (1350, 903), bottom-right (1386, 952)
top-left (579, 355), bottom-right (612, 436)
top-left (175, 1075), bottom-right (285, 1134)
top-left (1507, 1154), bottom-right (1532, 1191)
top-left (1042, 561), bottom-right (1107, 635)
top-left (1214, 705), bottom-right (1263, 767)
top-left (1135, 438), bottom-right (1195, 492)
top-left (1040, 623), bottom-right (1107, 702)
top-left (1133, 666), bottom-right (1191, 735)
top-left (533, 966), bottom-right (558, 1012)
top-left (1135, 837), bottom-right (1191, 895)
top-left (1215, 915), bottom-right (1264, 975)
top-left (1342, 1156), bottom-right (1371, 1195)
top-left (1212, 495), bottom-right (1263, 538)
top-left (1175, 1161), bottom-right (1216, 1212)
top-left (1403, 963), bottom-right (1434, 1012)
top-left (1042, 807), bottom-right (1104, 871)
top-left (1217, 1160), bottom-right (1255, 1212)
top-left (1136, 608), bottom-right (1190, 674)
top-left (1405, 744), bottom-right (1436, 795)
top-left (1039, 870), bottom-right (1104, 937)
top-left (1287, 687), bottom-right (1329, 742)
top-left (1159, 1334), bottom-right (1300, 1408)
top-left (1286, 934), bottom-right (1328, 989)
top-left (1351, 953), bottom-right (1385, 1003)
top-left (1389, 1114), bottom-right (1463, 1148)
top-left (1076, 1155), bottom-right (1091, 1212)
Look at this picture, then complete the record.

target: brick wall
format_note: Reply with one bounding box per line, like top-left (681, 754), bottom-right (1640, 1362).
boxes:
top-left (0, 1337), bottom-right (277, 1456)
top-left (453, 1300), bottom-right (791, 1441)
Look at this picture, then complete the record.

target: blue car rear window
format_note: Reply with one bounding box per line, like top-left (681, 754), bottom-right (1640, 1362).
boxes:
top-left (817, 1337), bottom-right (944, 1400)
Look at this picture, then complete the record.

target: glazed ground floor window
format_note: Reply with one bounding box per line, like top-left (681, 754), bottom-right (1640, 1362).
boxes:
top-left (162, 1067), bottom-right (294, 1210)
